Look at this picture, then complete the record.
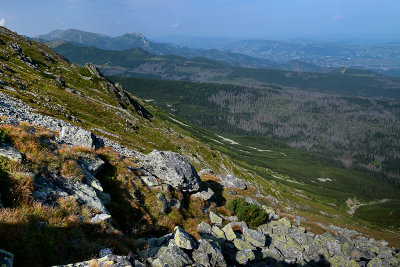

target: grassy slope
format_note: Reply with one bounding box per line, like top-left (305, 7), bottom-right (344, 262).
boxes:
top-left (0, 26), bottom-right (399, 255)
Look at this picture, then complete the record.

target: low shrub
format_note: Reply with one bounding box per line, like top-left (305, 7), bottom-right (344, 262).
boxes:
top-left (227, 197), bottom-right (268, 227)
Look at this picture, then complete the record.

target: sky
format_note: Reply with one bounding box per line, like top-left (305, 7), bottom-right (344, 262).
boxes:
top-left (0, 0), bottom-right (399, 41)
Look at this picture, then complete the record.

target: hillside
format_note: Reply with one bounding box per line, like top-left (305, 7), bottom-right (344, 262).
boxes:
top-left (1, 26), bottom-right (400, 266)
top-left (38, 29), bottom-right (325, 72)
top-left (50, 41), bottom-right (400, 100)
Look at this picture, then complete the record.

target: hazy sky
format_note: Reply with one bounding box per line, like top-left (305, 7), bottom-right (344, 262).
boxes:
top-left (0, 0), bottom-right (399, 40)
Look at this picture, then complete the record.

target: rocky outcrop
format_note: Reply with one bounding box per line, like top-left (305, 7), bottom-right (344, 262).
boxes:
top-left (60, 125), bottom-right (104, 149)
top-left (218, 174), bottom-right (247, 190)
top-left (142, 150), bottom-right (202, 192)
top-left (192, 187), bottom-right (216, 202)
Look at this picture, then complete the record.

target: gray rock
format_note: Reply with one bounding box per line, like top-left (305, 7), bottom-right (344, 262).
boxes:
top-left (192, 188), bottom-right (216, 202)
top-left (78, 154), bottom-right (105, 176)
top-left (142, 150), bottom-right (202, 192)
top-left (0, 249), bottom-right (13, 267)
top-left (157, 193), bottom-right (169, 214)
top-left (174, 226), bottom-right (197, 250)
top-left (236, 249), bottom-right (255, 265)
top-left (209, 211), bottom-right (223, 226)
top-left (222, 215), bottom-right (238, 222)
top-left (192, 239), bottom-right (227, 267)
top-left (198, 222), bottom-right (213, 235)
top-left (262, 206), bottom-right (280, 220)
top-left (198, 169), bottom-right (214, 176)
top-left (218, 174), bottom-right (246, 190)
top-left (233, 238), bottom-right (256, 251)
top-left (212, 226), bottom-right (226, 240)
top-left (271, 235), bottom-right (303, 264)
top-left (140, 176), bottom-right (159, 187)
top-left (152, 241), bottom-right (193, 267)
top-left (60, 125), bottom-right (104, 149)
top-left (226, 221), bottom-right (249, 231)
top-left (245, 196), bottom-right (261, 207)
top-left (0, 143), bottom-right (23, 163)
top-left (222, 224), bottom-right (239, 241)
top-left (243, 228), bottom-right (266, 247)
top-left (82, 170), bottom-right (103, 192)
top-left (90, 213), bottom-right (112, 224)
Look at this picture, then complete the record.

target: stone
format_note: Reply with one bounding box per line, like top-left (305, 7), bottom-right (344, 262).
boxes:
top-left (271, 235), bottom-right (303, 264)
top-left (222, 224), bottom-right (238, 241)
top-left (192, 239), bottom-right (227, 267)
top-left (243, 228), bottom-right (266, 247)
top-left (90, 213), bottom-right (112, 224)
top-left (99, 248), bottom-right (113, 258)
top-left (245, 196), bottom-right (261, 206)
top-left (233, 238), bottom-right (256, 251)
top-left (226, 221), bottom-right (249, 231)
top-left (140, 176), bottom-right (159, 187)
top-left (83, 170), bottom-right (103, 192)
top-left (59, 125), bottom-right (104, 149)
top-left (78, 154), bottom-right (105, 176)
top-left (236, 249), bottom-right (255, 265)
top-left (0, 249), bottom-right (13, 267)
top-left (209, 211), bottom-right (223, 225)
top-left (218, 174), bottom-right (246, 190)
top-left (152, 242), bottom-right (193, 267)
top-left (142, 150), bottom-right (202, 192)
top-left (328, 255), bottom-right (359, 267)
top-left (0, 143), bottom-right (23, 163)
top-left (174, 226), bottom-right (196, 250)
top-left (261, 248), bottom-right (283, 261)
top-left (212, 226), bottom-right (226, 240)
top-left (192, 188), bottom-right (215, 202)
top-left (199, 169), bottom-right (214, 176)
top-left (262, 206), bottom-right (280, 220)
top-left (157, 193), bottom-right (169, 214)
top-left (222, 215), bottom-right (238, 222)
top-left (198, 222), bottom-right (212, 235)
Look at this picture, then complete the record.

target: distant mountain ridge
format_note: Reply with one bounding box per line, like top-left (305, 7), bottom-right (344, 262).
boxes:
top-left (37, 29), bottom-right (325, 72)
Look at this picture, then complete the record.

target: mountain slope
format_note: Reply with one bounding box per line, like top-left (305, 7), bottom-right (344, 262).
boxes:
top-left (1, 26), bottom-right (400, 266)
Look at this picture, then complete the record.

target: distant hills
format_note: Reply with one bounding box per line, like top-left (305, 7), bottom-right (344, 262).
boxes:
top-left (37, 29), bottom-right (325, 72)
top-left (50, 41), bottom-right (400, 100)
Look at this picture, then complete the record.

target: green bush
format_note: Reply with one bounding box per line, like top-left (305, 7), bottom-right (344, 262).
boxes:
top-left (0, 130), bottom-right (6, 143)
top-left (227, 197), bottom-right (268, 227)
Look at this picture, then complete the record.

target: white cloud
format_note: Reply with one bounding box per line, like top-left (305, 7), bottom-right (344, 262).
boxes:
top-left (172, 22), bottom-right (180, 28)
top-left (332, 14), bottom-right (343, 21)
top-left (0, 18), bottom-right (5, 26)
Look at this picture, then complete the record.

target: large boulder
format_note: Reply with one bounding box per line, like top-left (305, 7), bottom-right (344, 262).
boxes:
top-left (59, 125), bottom-right (104, 149)
top-left (142, 150), bottom-right (201, 192)
top-left (243, 228), bottom-right (266, 248)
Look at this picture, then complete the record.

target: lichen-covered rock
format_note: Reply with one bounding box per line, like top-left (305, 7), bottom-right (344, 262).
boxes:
top-left (60, 125), bottom-right (104, 149)
top-left (199, 169), bottom-right (214, 176)
top-left (53, 254), bottom-right (133, 267)
top-left (174, 226), bottom-right (197, 250)
top-left (0, 249), bottom-right (13, 267)
top-left (142, 150), bottom-right (201, 192)
top-left (192, 188), bottom-right (216, 202)
top-left (152, 241), bottom-right (193, 267)
top-left (218, 175), bottom-right (246, 190)
top-left (212, 226), bottom-right (226, 240)
top-left (233, 238), bottom-right (256, 251)
top-left (243, 228), bottom-right (266, 247)
top-left (328, 254), bottom-right (359, 267)
top-left (209, 211), bottom-right (223, 225)
top-left (262, 206), bottom-right (280, 220)
top-left (198, 222), bottom-right (213, 235)
top-left (192, 239), bottom-right (227, 267)
top-left (271, 235), bottom-right (303, 264)
top-left (236, 249), bottom-right (255, 265)
top-left (0, 143), bottom-right (23, 163)
top-left (222, 224), bottom-right (238, 241)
